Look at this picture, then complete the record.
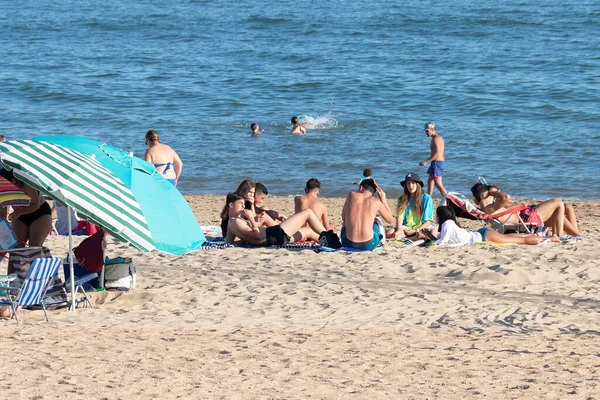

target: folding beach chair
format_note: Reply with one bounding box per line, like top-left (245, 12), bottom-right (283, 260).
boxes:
top-left (0, 257), bottom-right (62, 323)
top-left (445, 192), bottom-right (538, 234)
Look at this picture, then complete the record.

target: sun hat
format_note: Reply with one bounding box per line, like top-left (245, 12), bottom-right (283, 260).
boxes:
top-left (400, 173), bottom-right (424, 187)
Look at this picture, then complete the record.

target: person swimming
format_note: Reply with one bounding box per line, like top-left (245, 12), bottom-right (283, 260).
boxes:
top-left (144, 129), bottom-right (183, 186)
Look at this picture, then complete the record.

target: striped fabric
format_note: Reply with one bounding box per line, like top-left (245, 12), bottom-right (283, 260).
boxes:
top-left (0, 176), bottom-right (30, 207)
top-left (16, 257), bottom-right (61, 306)
top-left (0, 140), bottom-right (154, 252)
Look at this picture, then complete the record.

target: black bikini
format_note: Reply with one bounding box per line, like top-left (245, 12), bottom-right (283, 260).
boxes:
top-left (18, 201), bottom-right (51, 226)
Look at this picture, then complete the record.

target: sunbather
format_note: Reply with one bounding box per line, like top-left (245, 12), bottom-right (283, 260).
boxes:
top-left (435, 206), bottom-right (556, 245)
top-left (471, 183), bottom-right (579, 237)
top-left (295, 178), bottom-right (334, 231)
top-left (220, 180), bottom-right (276, 238)
top-left (341, 179), bottom-right (394, 250)
top-left (225, 193), bottom-right (338, 246)
top-left (387, 173), bottom-right (437, 240)
top-left (254, 182), bottom-right (286, 221)
top-left (484, 185), bottom-right (580, 236)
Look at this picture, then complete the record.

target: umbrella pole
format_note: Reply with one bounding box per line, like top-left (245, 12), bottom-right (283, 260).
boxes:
top-left (67, 206), bottom-right (76, 312)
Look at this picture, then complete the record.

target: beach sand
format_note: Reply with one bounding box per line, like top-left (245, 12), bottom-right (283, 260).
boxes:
top-left (1, 195), bottom-right (599, 399)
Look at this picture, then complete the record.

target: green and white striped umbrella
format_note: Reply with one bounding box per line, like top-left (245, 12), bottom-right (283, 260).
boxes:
top-left (0, 140), bottom-right (154, 252)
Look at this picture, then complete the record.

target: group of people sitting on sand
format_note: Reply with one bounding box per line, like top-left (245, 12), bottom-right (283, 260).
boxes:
top-left (221, 174), bottom-right (580, 250)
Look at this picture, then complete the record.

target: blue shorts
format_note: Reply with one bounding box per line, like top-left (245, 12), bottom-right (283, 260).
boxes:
top-left (428, 161), bottom-right (445, 177)
top-left (477, 227), bottom-right (488, 242)
top-left (340, 224), bottom-right (382, 251)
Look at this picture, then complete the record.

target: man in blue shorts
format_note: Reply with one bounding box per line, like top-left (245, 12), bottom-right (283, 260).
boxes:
top-left (341, 179), bottom-right (394, 250)
top-left (419, 122), bottom-right (447, 197)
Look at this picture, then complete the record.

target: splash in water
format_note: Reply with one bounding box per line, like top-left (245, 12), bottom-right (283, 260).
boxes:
top-left (300, 113), bottom-right (339, 130)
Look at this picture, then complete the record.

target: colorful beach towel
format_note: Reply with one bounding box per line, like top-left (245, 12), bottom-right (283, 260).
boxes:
top-left (0, 175), bottom-right (30, 208)
top-left (201, 226), bottom-right (222, 236)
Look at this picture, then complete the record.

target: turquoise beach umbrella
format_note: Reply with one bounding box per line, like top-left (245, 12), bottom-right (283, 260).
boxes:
top-left (33, 136), bottom-right (205, 256)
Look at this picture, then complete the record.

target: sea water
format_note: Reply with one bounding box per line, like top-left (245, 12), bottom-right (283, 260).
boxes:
top-left (0, 0), bottom-right (598, 199)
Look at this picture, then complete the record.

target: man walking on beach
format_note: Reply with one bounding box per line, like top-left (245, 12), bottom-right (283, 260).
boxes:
top-left (419, 122), bottom-right (447, 197)
top-left (341, 179), bottom-right (394, 250)
top-left (295, 178), bottom-right (335, 231)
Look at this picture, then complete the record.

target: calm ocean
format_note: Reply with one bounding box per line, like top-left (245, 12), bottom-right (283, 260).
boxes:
top-left (1, 0), bottom-right (598, 200)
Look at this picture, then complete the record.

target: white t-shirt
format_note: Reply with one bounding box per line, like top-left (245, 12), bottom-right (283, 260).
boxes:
top-left (436, 220), bottom-right (482, 245)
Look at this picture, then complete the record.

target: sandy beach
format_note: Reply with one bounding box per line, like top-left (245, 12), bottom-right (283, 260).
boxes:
top-left (1, 195), bottom-right (599, 399)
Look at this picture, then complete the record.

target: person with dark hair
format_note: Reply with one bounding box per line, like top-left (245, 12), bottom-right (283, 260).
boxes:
top-left (225, 192), bottom-right (340, 247)
top-left (351, 168), bottom-right (373, 185)
top-left (435, 206), bottom-right (552, 245)
top-left (470, 183), bottom-right (579, 237)
top-left (341, 179), bottom-right (394, 250)
top-left (388, 173), bottom-right (436, 239)
top-left (255, 182), bottom-right (287, 222)
top-left (250, 123), bottom-right (263, 136)
top-left (220, 180), bottom-right (279, 238)
top-left (0, 169), bottom-right (52, 247)
top-left (294, 178), bottom-right (334, 231)
top-left (254, 182), bottom-right (268, 204)
top-left (144, 129), bottom-right (183, 186)
top-left (419, 122), bottom-right (447, 197)
top-left (291, 116), bottom-right (308, 135)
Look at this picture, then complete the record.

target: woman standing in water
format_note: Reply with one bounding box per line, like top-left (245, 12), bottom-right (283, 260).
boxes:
top-left (144, 129), bottom-right (183, 186)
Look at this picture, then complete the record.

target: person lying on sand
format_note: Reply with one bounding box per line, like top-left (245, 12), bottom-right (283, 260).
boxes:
top-left (434, 206), bottom-right (558, 245)
top-left (226, 193), bottom-right (340, 246)
top-left (471, 183), bottom-right (580, 237)
top-left (341, 179), bottom-right (394, 251)
top-left (295, 178), bottom-right (335, 231)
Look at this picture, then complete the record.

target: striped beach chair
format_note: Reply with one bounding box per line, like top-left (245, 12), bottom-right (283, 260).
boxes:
top-left (0, 257), bottom-right (62, 323)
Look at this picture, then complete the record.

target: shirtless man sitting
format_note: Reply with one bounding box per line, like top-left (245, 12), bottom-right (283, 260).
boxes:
top-left (294, 178), bottom-right (335, 231)
top-left (226, 193), bottom-right (340, 247)
top-left (470, 183), bottom-right (577, 238)
top-left (341, 179), bottom-right (394, 250)
top-left (254, 182), bottom-right (286, 221)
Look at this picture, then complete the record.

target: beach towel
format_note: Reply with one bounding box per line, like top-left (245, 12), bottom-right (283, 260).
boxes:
top-left (315, 245), bottom-right (386, 253)
top-left (201, 226), bottom-right (223, 239)
top-left (200, 241), bottom-right (234, 250)
top-left (388, 238), bottom-right (426, 247)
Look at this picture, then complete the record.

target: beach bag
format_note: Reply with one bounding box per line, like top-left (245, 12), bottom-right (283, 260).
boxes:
top-left (103, 257), bottom-right (136, 291)
top-left (318, 230), bottom-right (342, 249)
top-left (73, 229), bottom-right (105, 273)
